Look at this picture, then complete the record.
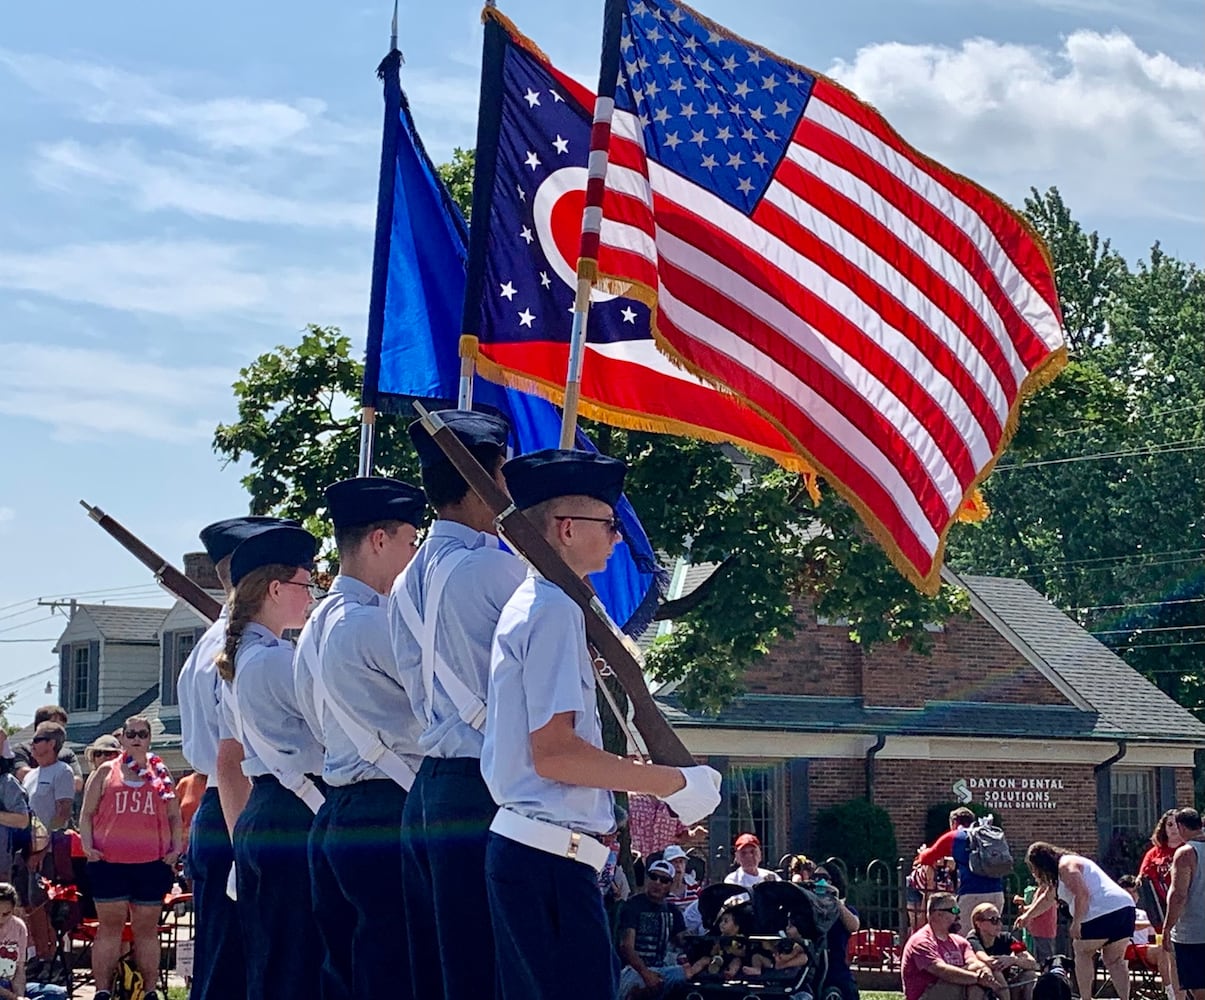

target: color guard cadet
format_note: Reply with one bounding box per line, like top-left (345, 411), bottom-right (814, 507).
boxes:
top-left (387, 410), bottom-right (526, 1000)
top-left (296, 477), bottom-right (425, 1000)
top-left (213, 524), bottom-right (324, 1000)
top-left (482, 449), bottom-right (722, 1000)
top-left (178, 515), bottom-right (295, 1000)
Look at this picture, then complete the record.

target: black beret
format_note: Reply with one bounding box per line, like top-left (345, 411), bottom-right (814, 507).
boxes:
top-left (502, 448), bottom-right (627, 509)
top-left (408, 409), bottom-right (510, 471)
top-left (229, 526), bottom-right (318, 586)
top-left (199, 516), bottom-right (300, 564)
top-left (324, 477), bottom-right (426, 531)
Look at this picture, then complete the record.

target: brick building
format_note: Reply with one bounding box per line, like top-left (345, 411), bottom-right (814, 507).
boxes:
top-left (656, 569), bottom-right (1204, 868)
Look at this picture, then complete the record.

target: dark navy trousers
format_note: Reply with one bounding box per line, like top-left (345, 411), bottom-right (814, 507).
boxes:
top-left (400, 756), bottom-right (499, 1000)
top-left (486, 833), bottom-right (619, 1000)
top-left (309, 780), bottom-right (411, 1000)
top-left (187, 787), bottom-right (246, 1000)
top-left (233, 776), bottom-right (321, 1000)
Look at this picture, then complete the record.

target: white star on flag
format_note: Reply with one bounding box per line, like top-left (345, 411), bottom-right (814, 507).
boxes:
top-left (524, 88), bottom-right (541, 108)
top-left (500, 281), bottom-right (517, 301)
top-left (621, 306), bottom-right (637, 324)
top-left (524, 151), bottom-right (541, 169)
top-left (552, 134), bottom-right (569, 154)
top-left (518, 308), bottom-right (535, 328)
top-left (520, 226), bottom-right (534, 244)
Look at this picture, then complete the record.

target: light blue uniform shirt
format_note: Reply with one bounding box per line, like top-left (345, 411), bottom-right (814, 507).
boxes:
top-left (218, 623), bottom-right (324, 779)
top-left (177, 609), bottom-right (227, 779)
top-left (387, 520), bottom-right (525, 759)
top-left (297, 575), bottom-right (422, 787)
top-left (482, 572), bottom-right (614, 836)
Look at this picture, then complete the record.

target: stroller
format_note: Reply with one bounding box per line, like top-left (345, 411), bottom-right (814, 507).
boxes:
top-left (670, 880), bottom-right (839, 999)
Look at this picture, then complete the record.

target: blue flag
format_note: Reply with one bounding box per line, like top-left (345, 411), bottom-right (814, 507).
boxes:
top-left (360, 49), bottom-right (666, 635)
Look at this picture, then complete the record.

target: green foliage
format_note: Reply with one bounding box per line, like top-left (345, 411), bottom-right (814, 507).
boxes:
top-left (0, 691), bottom-right (18, 735)
top-left (948, 187), bottom-right (1205, 720)
top-left (211, 324), bottom-right (424, 567)
top-left (435, 147), bottom-right (475, 220)
top-left (812, 798), bottom-right (899, 872)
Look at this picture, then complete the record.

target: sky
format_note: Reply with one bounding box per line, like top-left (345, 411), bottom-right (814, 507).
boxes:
top-left (0, 0), bottom-right (1201, 722)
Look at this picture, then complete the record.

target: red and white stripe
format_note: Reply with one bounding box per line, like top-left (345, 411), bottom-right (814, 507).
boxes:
top-left (593, 77), bottom-right (1064, 584)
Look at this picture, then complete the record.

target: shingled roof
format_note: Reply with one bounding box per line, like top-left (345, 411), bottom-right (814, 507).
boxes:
top-left (655, 569), bottom-right (1205, 744)
top-left (74, 605), bottom-right (169, 644)
top-left (958, 574), bottom-right (1205, 742)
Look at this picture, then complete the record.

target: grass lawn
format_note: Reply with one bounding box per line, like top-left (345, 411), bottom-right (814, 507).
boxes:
top-left (863, 992), bottom-right (904, 1000)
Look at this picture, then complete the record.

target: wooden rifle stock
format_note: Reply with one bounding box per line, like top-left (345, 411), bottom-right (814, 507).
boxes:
top-left (80, 500), bottom-right (222, 624)
top-left (413, 405), bottom-right (694, 767)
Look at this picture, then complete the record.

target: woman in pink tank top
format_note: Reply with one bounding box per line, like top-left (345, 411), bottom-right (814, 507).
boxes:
top-left (79, 715), bottom-right (182, 1000)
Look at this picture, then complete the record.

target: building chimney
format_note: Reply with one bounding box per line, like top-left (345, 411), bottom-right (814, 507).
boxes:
top-left (183, 552), bottom-right (220, 592)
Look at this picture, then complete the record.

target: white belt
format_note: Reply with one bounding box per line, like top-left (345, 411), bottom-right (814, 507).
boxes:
top-left (489, 808), bottom-right (610, 873)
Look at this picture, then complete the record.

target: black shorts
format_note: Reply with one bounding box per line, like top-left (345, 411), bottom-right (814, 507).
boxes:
top-left (1079, 905), bottom-right (1135, 945)
top-left (1174, 941), bottom-right (1205, 990)
top-left (88, 859), bottom-right (173, 907)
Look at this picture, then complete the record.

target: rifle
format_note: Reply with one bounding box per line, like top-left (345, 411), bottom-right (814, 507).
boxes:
top-left (412, 404), bottom-right (694, 767)
top-left (80, 500), bottom-right (222, 624)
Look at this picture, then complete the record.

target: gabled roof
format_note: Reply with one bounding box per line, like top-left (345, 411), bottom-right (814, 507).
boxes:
top-left (654, 566), bottom-right (1205, 744)
top-left (958, 574), bottom-right (1205, 741)
top-left (659, 694), bottom-right (1098, 738)
top-left (71, 605), bottom-right (169, 644)
top-left (10, 683), bottom-right (172, 748)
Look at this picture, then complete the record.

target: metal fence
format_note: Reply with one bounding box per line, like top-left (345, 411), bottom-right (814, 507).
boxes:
top-left (821, 857), bottom-right (1032, 939)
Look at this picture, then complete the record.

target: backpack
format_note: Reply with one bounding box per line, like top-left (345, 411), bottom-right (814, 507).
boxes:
top-left (966, 817), bottom-right (1013, 878)
top-left (111, 954), bottom-right (145, 1000)
top-left (1033, 956), bottom-right (1073, 1000)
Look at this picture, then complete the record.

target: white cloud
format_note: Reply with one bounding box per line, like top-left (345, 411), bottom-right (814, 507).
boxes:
top-left (0, 239), bottom-right (367, 329)
top-left (824, 30), bottom-right (1205, 221)
top-left (35, 140), bottom-right (374, 230)
top-left (0, 342), bottom-right (234, 442)
top-left (0, 50), bottom-right (374, 156)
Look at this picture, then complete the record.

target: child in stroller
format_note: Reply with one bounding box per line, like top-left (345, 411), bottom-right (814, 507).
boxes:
top-left (671, 881), bottom-right (838, 999)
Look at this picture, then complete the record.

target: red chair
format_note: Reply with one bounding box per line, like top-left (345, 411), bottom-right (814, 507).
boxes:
top-left (846, 928), bottom-right (896, 970)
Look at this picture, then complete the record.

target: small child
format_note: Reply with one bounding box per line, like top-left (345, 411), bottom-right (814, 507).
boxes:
top-left (684, 899), bottom-right (770, 979)
top-left (0, 881), bottom-right (67, 999)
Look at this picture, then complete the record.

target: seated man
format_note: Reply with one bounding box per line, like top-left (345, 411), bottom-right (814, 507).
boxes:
top-left (723, 833), bottom-right (779, 888)
top-left (902, 892), bottom-right (997, 1000)
top-left (617, 860), bottom-right (688, 999)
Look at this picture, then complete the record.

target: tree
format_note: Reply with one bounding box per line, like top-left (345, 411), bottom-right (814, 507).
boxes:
top-left (947, 188), bottom-right (1205, 719)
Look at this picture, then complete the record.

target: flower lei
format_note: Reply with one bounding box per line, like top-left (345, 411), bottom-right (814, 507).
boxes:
top-left (124, 752), bottom-right (176, 801)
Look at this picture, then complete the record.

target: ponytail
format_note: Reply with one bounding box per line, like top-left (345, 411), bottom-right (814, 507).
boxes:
top-left (214, 563), bottom-right (298, 682)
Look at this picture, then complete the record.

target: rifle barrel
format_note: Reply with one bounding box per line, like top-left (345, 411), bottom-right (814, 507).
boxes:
top-left (413, 406), bottom-right (694, 767)
top-left (80, 500), bottom-right (223, 623)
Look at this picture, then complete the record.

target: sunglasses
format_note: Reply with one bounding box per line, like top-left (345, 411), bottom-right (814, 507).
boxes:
top-left (935, 906), bottom-right (960, 915)
top-left (123, 729), bottom-right (150, 740)
top-left (646, 873), bottom-right (673, 884)
top-left (977, 915), bottom-right (1002, 924)
top-left (32, 736), bottom-right (56, 744)
top-left (552, 514), bottom-right (622, 534)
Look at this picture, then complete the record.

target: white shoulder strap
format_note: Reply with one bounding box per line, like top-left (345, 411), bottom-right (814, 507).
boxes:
top-left (394, 548), bottom-right (485, 731)
top-left (230, 668), bottom-right (325, 814)
top-left (310, 663), bottom-right (415, 791)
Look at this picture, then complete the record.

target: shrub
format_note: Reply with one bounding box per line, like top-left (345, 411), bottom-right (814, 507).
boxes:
top-left (813, 798), bottom-right (899, 873)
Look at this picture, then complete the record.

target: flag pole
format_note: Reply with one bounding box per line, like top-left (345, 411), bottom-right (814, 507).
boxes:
top-left (557, 0), bottom-right (625, 447)
top-left (358, 1), bottom-right (404, 476)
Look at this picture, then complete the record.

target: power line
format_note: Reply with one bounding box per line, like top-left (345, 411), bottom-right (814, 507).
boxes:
top-left (1014, 554), bottom-right (1205, 580)
top-left (994, 439), bottom-right (1205, 471)
top-left (1113, 639), bottom-right (1205, 651)
top-left (1071, 597), bottom-right (1205, 613)
top-left (1093, 624), bottom-right (1205, 637)
top-left (0, 638), bottom-right (57, 644)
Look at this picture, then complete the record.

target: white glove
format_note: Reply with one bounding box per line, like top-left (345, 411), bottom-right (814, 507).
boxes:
top-left (225, 865), bottom-right (238, 901)
top-left (660, 764), bottom-right (722, 825)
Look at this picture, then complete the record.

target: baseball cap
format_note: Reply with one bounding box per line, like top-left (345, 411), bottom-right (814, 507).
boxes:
top-left (663, 845), bottom-right (688, 862)
top-left (734, 833), bottom-right (760, 849)
top-left (647, 860), bottom-right (675, 878)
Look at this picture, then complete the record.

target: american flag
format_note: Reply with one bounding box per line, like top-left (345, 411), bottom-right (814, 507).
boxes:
top-left (466, 12), bottom-right (810, 473)
top-left (590, 0), bottom-right (1067, 590)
